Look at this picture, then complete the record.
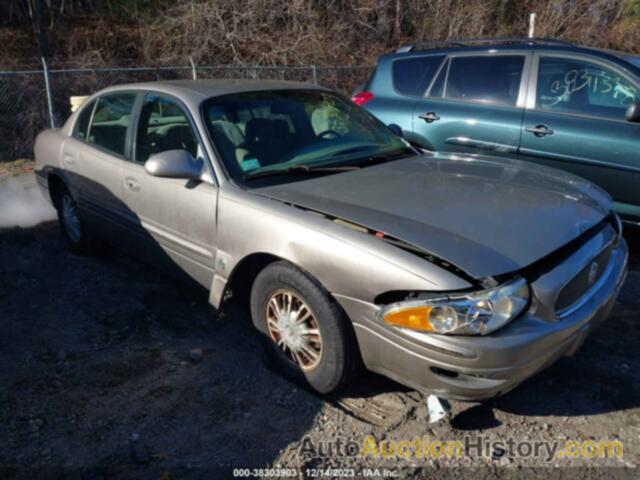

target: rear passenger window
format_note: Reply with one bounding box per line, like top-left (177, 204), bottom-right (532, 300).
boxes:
top-left (135, 94), bottom-right (198, 163)
top-left (73, 100), bottom-right (95, 141)
top-left (393, 56), bottom-right (445, 96)
top-left (444, 55), bottom-right (525, 106)
top-left (87, 93), bottom-right (136, 156)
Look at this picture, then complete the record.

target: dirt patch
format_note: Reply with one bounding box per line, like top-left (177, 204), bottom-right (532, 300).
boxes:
top-left (0, 175), bottom-right (638, 478)
top-left (0, 159), bottom-right (34, 179)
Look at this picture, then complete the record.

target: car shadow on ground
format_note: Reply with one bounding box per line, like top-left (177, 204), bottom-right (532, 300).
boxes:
top-left (0, 175), bottom-right (326, 477)
top-left (2, 173), bottom-right (639, 478)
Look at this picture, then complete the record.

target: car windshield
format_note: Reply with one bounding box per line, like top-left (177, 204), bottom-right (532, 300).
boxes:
top-left (202, 89), bottom-right (412, 184)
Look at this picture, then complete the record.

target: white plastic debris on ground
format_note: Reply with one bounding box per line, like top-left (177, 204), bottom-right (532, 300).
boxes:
top-left (427, 394), bottom-right (450, 423)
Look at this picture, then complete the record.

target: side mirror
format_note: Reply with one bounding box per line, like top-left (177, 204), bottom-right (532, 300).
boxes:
top-left (387, 124), bottom-right (434, 151)
top-left (626, 101), bottom-right (640, 123)
top-left (145, 149), bottom-right (203, 180)
top-left (388, 123), bottom-right (403, 137)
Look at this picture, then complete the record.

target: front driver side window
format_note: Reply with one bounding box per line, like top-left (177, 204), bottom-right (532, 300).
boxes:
top-left (135, 94), bottom-right (198, 163)
top-left (536, 57), bottom-right (639, 119)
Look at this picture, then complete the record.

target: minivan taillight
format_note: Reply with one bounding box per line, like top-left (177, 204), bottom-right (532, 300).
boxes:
top-left (351, 91), bottom-right (374, 106)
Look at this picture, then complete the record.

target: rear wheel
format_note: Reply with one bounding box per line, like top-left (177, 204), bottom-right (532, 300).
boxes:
top-left (54, 185), bottom-right (99, 255)
top-left (250, 261), bottom-right (360, 394)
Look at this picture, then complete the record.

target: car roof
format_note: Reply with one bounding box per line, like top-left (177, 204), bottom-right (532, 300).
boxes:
top-left (95, 79), bottom-right (330, 106)
top-left (384, 38), bottom-right (640, 76)
top-left (390, 43), bottom-right (621, 59)
top-left (63, 79), bottom-right (333, 135)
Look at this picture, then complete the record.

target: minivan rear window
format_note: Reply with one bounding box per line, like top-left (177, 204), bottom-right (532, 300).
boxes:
top-left (392, 55), bottom-right (445, 96)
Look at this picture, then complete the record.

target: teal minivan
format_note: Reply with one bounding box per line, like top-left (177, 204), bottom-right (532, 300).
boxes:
top-left (355, 38), bottom-right (640, 224)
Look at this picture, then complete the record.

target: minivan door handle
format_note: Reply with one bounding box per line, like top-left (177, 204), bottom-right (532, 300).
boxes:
top-left (418, 112), bottom-right (440, 123)
top-left (124, 177), bottom-right (140, 192)
top-left (525, 125), bottom-right (554, 137)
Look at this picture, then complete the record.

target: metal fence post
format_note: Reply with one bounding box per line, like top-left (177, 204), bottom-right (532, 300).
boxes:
top-left (312, 65), bottom-right (318, 85)
top-left (528, 13), bottom-right (536, 38)
top-left (189, 56), bottom-right (197, 80)
top-left (41, 57), bottom-right (55, 128)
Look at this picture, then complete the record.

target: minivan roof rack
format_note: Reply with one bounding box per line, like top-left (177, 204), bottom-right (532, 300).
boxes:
top-left (395, 37), bottom-right (574, 53)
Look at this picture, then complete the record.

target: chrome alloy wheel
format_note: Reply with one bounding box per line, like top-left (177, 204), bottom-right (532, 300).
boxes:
top-left (265, 289), bottom-right (323, 371)
top-left (61, 194), bottom-right (82, 243)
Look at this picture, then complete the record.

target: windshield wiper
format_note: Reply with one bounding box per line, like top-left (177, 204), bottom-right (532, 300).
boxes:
top-left (245, 147), bottom-right (414, 181)
top-left (336, 150), bottom-right (416, 167)
top-left (245, 164), bottom-right (360, 181)
top-left (362, 149), bottom-right (415, 166)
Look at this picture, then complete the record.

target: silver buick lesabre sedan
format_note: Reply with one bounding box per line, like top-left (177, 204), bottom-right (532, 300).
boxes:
top-left (34, 80), bottom-right (628, 400)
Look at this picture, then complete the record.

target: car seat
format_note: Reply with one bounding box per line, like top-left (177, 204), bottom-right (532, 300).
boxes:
top-left (210, 120), bottom-right (249, 166)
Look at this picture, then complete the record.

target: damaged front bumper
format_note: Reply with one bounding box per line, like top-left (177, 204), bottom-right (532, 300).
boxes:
top-left (336, 224), bottom-right (628, 401)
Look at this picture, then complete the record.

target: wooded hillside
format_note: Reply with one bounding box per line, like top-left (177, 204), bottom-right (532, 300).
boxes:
top-left (2, 0), bottom-right (640, 68)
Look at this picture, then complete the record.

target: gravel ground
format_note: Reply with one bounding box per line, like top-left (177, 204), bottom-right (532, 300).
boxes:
top-left (0, 167), bottom-right (638, 479)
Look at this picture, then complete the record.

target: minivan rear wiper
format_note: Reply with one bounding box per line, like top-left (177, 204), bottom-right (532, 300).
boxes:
top-left (245, 164), bottom-right (360, 181)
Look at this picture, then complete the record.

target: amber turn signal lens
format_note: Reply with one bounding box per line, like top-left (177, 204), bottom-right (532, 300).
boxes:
top-left (383, 306), bottom-right (433, 331)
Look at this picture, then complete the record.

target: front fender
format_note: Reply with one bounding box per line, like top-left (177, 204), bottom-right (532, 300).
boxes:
top-left (209, 185), bottom-right (471, 308)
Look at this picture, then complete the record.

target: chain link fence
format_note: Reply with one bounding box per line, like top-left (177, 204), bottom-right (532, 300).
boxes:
top-left (0, 63), bottom-right (371, 161)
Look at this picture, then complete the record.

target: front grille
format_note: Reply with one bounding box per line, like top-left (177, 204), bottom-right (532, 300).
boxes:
top-left (555, 242), bottom-right (614, 313)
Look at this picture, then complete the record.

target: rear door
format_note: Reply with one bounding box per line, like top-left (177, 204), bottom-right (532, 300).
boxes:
top-left (61, 92), bottom-right (137, 229)
top-left (60, 98), bottom-right (96, 200)
top-left (121, 91), bottom-right (218, 288)
top-left (363, 54), bottom-right (446, 141)
top-left (519, 52), bottom-right (640, 220)
top-left (411, 52), bottom-right (530, 157)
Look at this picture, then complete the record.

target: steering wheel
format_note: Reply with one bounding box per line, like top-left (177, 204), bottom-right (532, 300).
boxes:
top-left (317, 129), bottom-right (341, 140)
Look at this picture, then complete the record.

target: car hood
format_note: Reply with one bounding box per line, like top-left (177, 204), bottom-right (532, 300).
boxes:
top-left (254, 152), bottom-right (612, 279)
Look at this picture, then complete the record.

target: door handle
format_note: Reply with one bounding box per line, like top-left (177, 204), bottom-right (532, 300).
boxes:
top-left (62, 154), bottom-right (76, 166)
top-left (124, 177), bottom-right (140, 192)
top-left (418, 112), bottom-right (440, 123)
top-left (525, 125), bottom-right (554, 137)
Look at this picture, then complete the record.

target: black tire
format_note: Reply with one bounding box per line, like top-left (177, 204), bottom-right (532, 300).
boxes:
top-left (250, 261), bottom-right (360, 394)
top-left (53, 184), bottom-right (99, 255)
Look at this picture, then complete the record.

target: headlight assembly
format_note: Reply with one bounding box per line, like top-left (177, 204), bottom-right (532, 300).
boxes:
top-left (379, 277), bottom-right (530, 335)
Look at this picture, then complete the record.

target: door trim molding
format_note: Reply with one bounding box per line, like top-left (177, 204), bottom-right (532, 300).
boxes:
top-left (445, 136), bottom-right (518, 153)
top-left (518, 147), bottom-right (640, 174)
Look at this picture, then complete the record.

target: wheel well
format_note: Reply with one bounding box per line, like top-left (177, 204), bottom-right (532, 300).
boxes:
top-left (222, 253), bottom-right (282, 313)
top-left (221, 253), bottom-right (365, 370)
top-left (47, 174), bottom-right (65, 207)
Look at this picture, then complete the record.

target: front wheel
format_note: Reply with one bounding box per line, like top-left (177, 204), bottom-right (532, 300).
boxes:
top-left (250, 261), bottom-right (360, 394)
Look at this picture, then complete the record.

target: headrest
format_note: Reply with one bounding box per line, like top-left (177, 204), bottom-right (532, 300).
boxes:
top-left (245, 118), bottom-right (273, 143)
top-left (211, 120), bottom-right (245, 146)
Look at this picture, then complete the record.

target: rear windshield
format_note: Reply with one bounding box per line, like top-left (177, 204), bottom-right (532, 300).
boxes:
top-left (392, 55), bottom-right (445, 96)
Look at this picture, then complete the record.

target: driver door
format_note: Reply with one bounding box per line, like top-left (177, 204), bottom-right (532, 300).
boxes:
top-left (121, 92), bottom-right (218, 287)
